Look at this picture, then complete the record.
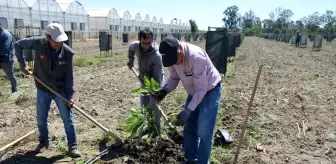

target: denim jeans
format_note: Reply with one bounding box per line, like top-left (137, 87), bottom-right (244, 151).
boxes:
top-left (0, 61), bottom-right (17, 93)
top-left (183, 83), bottom-right (222, 164)
top-left (36, 88), bottom-right (77, 147)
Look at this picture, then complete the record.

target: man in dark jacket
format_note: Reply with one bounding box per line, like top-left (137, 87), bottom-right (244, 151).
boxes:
top-left (127, 29), bottom-right (164, 129)
top-left (14, 23), bottom-right (81, 158)
top-left (0, 23), bottom-right (17, 96)
top-left (296, 32), bottom-right (301, 47)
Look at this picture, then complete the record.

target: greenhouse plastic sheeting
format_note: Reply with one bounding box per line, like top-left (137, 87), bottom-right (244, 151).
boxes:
top-left (205, 31), bottom-right (229, 74)
top-left (313, 35), bottom-right (323, 49)
top-left (300, 35), bottom-right (308, 47)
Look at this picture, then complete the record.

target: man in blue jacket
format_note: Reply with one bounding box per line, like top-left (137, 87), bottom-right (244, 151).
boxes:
top-left (0, 23), bottom-right (17, 96)
top-left (14, 23), bottom-right (81, 158)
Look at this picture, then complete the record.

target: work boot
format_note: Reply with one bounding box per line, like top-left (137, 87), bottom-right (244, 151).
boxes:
top-left (68, 146), bottom-right (81, 158)
top-left (34, 141), bottom-right (54, 153)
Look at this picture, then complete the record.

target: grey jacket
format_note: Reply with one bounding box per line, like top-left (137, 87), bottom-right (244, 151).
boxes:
top-left (128, 41), bottom-right (164, 87)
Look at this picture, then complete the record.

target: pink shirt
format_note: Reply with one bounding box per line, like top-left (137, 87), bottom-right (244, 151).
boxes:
top-left (163, 42), bottom-right (221, 111)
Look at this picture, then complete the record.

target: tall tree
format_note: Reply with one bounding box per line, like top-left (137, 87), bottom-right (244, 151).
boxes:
top-left (269, 7), bottom-right (294, 29)
top-left (242, 9), bottom-right (256, 28)
top-left (189, 19), bottom-right (199, 32)
top-left (295, 20), bottom-right (304, 31)
top-left (254, 17), bottom-right (262, 27)
top-left (222, 5), bottom-right (241, 29)
top-left (301, 12), bottom-right (322, 32)
top-left (321, 10), bottom-right (335, 27)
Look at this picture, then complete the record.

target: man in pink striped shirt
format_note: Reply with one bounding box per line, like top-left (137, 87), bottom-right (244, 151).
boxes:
top-left (156, 36), bottom-right (222, 164)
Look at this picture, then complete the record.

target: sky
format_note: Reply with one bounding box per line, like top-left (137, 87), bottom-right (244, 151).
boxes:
top-left (79, 0), bottom-right (336, 31)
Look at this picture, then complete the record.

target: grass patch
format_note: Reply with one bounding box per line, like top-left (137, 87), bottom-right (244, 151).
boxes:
top-left (55, 138), bottom-right (68, 153)
top-left (225, 63), bottom-right (235, 78)
top-left (247, 124), bottom-right (261, 139)
top-left (75, 159), bottom-right (85, 164)
top-left (0, 92), bottom-right (10, 104)
top-left (73, 56), bottom-right (101, 67)
top-left (14, 93), bottom-right (34, 106)
top-left (210, 145), bottom-right (234, 164)
top-left (173, 90), bottom-right (187, 106)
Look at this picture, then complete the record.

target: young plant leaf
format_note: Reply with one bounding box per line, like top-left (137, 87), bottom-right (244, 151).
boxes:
top-left (133, 88), bottom-right (149, 95)
top-left (143, 76), bottom-right (151, 88)
top-left (150, 78), bottom-right (161, 92)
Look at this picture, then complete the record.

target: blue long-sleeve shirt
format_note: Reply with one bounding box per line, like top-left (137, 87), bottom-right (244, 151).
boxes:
top-left (0, 28), bottom-right (13, 63)
top-left (14, 36), bottom-right (75, 99)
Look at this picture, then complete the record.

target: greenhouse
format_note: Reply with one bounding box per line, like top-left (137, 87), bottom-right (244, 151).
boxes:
top-left (170, 19), bottom-right (178, 33)
top-left (86, 8), bottom-right (110, 31)
top-left (29, 0), bottom-right (64, 31)
top-left (118, 9), bottom-right (132, 33)
top-left (159, 17), bottom-right (164, 33)
top-left (0, 0), bottom-right (30, 31)
top-left (0, 0), bottom-right (191, 39)
top-left (56, 0), bottom-right (89, 38)
top-left (131, 12), bottom-right (142, 32)
top-left (142, 14), bottom-right (151, 30)
top-left (152, 16), bottom-right (158, 33)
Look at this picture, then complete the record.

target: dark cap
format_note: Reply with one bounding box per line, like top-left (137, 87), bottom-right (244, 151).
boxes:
top-left (159, 36), bottom-right (179, 67)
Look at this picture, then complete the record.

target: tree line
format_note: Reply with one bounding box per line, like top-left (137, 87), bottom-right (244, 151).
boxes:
top-left (222, 5), bottom-right (336, 36)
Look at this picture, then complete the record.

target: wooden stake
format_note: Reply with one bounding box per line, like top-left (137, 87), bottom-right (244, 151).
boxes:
top-left (233, 65), bottom-right (263, 164)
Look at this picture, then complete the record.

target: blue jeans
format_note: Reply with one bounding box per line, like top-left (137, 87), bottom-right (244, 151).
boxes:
top-left (36, 88), bottom-right (77, 147)
top-left (0, 61), bottom-right (17, 93)
top-left (183, 83), bottom-right (222, 164)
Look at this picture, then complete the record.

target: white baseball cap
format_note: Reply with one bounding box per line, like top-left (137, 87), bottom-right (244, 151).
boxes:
top-left (45, 23), bottom-right (68, 42)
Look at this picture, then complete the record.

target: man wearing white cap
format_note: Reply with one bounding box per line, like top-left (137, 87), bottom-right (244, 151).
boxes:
top-left (14, 23), bottom-right (81, 158)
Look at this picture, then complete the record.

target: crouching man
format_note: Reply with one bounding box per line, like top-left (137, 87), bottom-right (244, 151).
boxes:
top-left (14, 23), bottom-right (81, 158)
top-left (155, 36), bottom-right (222, 164)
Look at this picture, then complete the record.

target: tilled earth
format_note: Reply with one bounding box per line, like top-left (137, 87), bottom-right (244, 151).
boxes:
top-left (0, 37), bottom-right (335, 164)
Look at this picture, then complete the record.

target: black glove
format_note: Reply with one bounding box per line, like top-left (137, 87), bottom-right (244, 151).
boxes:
top-left (175, 108), bottom-right (192, 126)
top-left (154, 89), bottom-right (168, 101)
top-left (127, 61), bottom-right (133, 69)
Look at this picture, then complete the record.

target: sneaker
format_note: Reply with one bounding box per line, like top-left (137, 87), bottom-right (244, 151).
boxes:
top-left (34, 141), bottom-right (54, 153)
top-left (68, 146), bottom-right (81, 158)
top-left (10, 92), bottom-right (18, 97)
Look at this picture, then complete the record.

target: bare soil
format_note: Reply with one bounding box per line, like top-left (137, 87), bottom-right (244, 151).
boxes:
top-left (0, 37), bottom-right (335, 164)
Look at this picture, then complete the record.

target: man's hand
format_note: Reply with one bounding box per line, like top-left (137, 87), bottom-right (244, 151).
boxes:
top-left (21, 66), bottom-right (32, 75)
top-left (67, 99), bottom-right (74, 108)
top-left (154, 89), bottom-right (168, 101)
top-left (175, 108), bottom-right (192, 126)
top-left (127, 61), bottom-right (133, 69)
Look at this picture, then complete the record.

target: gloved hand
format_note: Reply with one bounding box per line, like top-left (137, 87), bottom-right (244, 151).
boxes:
top-left (154, 89), bottom-right (168, 101)
top-left (127, 61), bottom-right (133, 69)
top-left (175, 108), bottom-right (193, 126)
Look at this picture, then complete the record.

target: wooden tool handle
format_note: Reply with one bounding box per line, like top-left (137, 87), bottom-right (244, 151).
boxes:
top-left (0, 130), bottom-right (36, 152)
